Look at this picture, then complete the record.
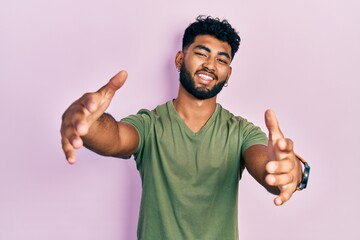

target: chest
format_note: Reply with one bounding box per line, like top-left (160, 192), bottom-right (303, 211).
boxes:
top-left (142, 118), bottom-right (244, 181)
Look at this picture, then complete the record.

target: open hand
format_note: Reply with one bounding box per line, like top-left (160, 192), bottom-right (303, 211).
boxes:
top-left (60, 71), bottom-right (128, 164)
top-left (264, 109), bottom-right (302, 206)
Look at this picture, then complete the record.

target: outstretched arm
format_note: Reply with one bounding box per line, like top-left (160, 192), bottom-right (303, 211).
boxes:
top-left (244, 109), bottom-right (303, 206)
top-left (60, 71), bottom-right (139, 164)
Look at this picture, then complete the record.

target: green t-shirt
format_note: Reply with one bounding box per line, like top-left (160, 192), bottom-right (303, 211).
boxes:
top-left (121, 100), bottom-right (267, 240)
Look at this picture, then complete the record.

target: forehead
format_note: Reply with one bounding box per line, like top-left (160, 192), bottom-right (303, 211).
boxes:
top-left (188, 35), bottom-right (232, 55)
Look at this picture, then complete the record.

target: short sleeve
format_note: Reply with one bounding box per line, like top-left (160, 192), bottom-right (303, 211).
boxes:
top-left (120, 109), bottom-right (153, 167)
top-left (238, 117), bottom-right (268, 158)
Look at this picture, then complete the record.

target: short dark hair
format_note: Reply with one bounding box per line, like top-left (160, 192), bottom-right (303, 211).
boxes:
top-left (182, 15), bottom-right (241, 60)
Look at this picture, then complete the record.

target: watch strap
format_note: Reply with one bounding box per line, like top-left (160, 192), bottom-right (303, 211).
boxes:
top-left (295, 154), bottom-right (310, 191)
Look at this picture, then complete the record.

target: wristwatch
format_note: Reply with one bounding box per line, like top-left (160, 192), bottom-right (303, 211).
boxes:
top-left (296, 154), bottom-right (310, 191)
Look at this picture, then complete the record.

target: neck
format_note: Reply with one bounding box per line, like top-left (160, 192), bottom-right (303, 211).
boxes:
top-left (173, 85), bottom-right (217, 132)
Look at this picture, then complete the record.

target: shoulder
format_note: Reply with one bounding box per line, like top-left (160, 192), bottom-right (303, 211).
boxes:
top-left (217, 104), bottom-right (248, 125)
top-left (121, 101), bottom-right (170, 124)
top-left (151, 101), bottom-right (172, 117)
top-left (217, 105), bottom-right (266, 136)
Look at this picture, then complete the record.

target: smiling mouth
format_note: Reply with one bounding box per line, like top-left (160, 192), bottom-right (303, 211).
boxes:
top-left (196, 70), bottom-right (218, 82)
top-left (198, 73), bottom-right (214, 80)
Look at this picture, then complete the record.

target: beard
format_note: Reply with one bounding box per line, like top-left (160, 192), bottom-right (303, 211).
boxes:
top-left (179, 64), bottom-right (226, 100)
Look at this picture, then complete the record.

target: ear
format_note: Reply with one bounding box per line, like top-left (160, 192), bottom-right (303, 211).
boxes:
top-left (226, 66), bottom-right (232, 82)
top-left (175, 51), bottom-right (184, 71)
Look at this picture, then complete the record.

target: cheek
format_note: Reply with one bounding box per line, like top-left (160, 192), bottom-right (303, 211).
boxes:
top-left (185, 59), bottom-right (203, 73)
top-left (219, 67), bottom-right (231, 80)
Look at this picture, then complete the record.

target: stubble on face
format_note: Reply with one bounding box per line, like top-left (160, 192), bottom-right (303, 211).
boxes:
top-left (179, 63), bottom-right (226, 100)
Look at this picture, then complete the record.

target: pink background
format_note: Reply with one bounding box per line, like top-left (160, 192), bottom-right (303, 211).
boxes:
top-left (1, 0), bottom-right (359, 239)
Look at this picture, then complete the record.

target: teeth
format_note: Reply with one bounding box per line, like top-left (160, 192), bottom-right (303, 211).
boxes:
top-left (198, 74), bottom-right (213, 80)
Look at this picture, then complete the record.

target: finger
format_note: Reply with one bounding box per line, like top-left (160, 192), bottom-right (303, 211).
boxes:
top-left (77, 92), bottom-right (102, 116)
top-left (265, 109), bottom-right (284, 142)
top-left (265, 173), bottom-right (294, 186)
top-left (61, 110), bottom-right (85, 164)
top-left (266, 158), bottom-right (295, 174)
top-left (61, 136), bottom-right (77, 164)
top-left (68, 105), bottom-right (92, 136)
top-left (277, 138), bottom-right (294, 153)
top-left (97, 70), bottom-right (128, 101)
top-left (61, 118), bottom-right (83, 164)
top-left (274, 188), bottom-right (294, 206)
top-left (60, 109), bottom-right (87, 146)
top-left (82, 93), bottom-right (99, 113)
top-left (61, 115), bottom-right (84, 148)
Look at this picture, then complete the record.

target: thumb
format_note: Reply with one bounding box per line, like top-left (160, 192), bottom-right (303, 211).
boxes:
top-left (265, 109), bottom-right (284, 142)
top-left (97, 70), bottom-right (128, 101)
top-left (81, 70), bottom-right (128, 126)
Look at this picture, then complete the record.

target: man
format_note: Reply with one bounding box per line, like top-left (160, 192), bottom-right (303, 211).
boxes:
top-left (61, 16), bottom-right (309, 240)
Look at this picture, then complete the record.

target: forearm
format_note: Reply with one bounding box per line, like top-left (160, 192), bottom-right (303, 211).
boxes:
top-left (82, 113), bottom-right (121, 156)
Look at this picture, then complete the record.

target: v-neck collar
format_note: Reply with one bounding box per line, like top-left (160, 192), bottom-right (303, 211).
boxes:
top-left (167, 100), bottom-right (220, 136)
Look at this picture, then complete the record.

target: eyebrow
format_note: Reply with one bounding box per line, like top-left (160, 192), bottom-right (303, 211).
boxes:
top-left (193, 45), bottom-right (231, 60)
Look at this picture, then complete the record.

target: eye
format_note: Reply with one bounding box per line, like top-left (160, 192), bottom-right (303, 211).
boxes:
top-left (217, 58), bottom-right (229, 65)
top-left (195, 52), bottom-right (207, 57)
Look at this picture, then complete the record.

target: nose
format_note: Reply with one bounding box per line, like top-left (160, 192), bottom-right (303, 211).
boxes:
top-left (202, 57), bottom-right (216, 72)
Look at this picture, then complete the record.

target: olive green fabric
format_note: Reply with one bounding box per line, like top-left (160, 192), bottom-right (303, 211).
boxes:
top-left (121, 101), bottom-right (267, 240)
